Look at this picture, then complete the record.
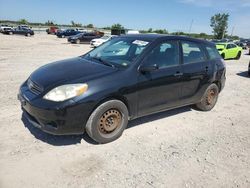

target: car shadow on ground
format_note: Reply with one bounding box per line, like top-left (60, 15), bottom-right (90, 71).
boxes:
top-left (237, 71), bottom-right (249, 78)
top-left (128, 106), bottom-right (191, 129)
top-left (21, 113), bottom-right (97, 146)
top-left (22, 106), bottom-right (192, 146)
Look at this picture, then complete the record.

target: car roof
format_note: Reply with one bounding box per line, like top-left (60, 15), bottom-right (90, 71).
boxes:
top-left (216, 42), bottom-right (235, 45)
top-left (118, 34), bottom-right (214, 45)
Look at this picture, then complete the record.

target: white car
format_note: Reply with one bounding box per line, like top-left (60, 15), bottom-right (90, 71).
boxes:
top-left (0, 25), bottom-right (12, 33)
top-left (90, 35), bottom-right (115, 47)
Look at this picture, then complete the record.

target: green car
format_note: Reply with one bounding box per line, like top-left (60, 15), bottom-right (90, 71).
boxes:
top-left (216, 43), bottom-right (242, 60)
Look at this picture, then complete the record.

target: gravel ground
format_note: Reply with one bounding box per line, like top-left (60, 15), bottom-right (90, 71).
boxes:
top-left (0, 33), bottom-right (249, 188)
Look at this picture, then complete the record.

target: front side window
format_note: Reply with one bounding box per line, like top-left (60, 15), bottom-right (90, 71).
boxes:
top-left (181, 41), bottom-right (206, 64)
top-left (84, 38), bottom-right (150, 67)
top-left (143, 41), bottom-right (179, 69)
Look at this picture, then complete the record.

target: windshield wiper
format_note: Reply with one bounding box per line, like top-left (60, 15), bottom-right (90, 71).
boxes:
top-left (91, 56), bottom-right (115, 68)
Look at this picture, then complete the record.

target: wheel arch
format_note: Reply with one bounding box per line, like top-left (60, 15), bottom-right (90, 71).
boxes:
top-left (213, 80), bottom-right (222, 92)
top-left (90, 94), bottom-right (132, 120)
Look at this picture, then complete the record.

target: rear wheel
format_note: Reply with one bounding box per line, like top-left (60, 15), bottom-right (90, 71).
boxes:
top-left (86, 100), bottom-right (129, 144)
top-left (76, 39), bottom-right (80, 44)
top-left (61, 35), bottom-right (65, 38)
top-left (195, 84), bottom-right (219, 111)
top-left (236, 51), bottom-right (241, 60)
top-left (9, 31), bottom-right (13, 35)
top-left (26, 33), bottom-right (31, 37)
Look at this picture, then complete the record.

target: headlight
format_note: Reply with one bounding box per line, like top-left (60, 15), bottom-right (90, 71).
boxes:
top-left (43, 83), bottom-right (88, 102)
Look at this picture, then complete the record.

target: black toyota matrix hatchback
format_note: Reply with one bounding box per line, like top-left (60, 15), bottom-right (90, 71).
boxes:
top-left (18, 34), bottom-right (226, 143)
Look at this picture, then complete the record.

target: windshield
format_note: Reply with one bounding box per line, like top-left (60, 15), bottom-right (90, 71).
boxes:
top-left (83, 37), bottom-right (150, 67)
top-left (74, 33), bottom-right (84, 37)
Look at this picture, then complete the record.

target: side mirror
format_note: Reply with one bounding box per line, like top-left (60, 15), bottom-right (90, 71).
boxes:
top-left (139, 64), bottom-right (159, 73)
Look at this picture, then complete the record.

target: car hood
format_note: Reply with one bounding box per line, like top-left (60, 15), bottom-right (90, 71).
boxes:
top-left (29, 57), bottom-right (117, 91)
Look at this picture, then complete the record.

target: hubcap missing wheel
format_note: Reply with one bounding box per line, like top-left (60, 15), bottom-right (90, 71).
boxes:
top-left (207, 89), bottom-right (216, 105)
top-left (99, 109), bottom-right (122, 134)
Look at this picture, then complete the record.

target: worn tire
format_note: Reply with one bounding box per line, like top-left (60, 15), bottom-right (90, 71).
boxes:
top-left (236, 51), bottom-right (241, 60)
top-left (86, 100), bottom-right (129, 144)
top-left (195, 84), bottom-right (219, 111)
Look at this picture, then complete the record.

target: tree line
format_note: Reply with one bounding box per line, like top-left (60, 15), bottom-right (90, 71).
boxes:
top-left (0, 13), bottom-right (240, 40)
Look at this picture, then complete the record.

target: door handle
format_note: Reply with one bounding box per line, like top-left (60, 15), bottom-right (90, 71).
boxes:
top-left (174, 72), bottom-right (183, 76)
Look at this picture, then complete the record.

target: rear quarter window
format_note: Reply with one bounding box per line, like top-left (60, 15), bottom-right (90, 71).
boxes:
top-left (205, 46), bottom-right (221, 60)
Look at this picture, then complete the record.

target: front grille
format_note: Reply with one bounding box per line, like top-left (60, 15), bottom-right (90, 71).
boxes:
top-left (27, 79), bottom-right (43, 95)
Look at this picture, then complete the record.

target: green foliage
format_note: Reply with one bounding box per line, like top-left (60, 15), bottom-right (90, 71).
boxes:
top-left (210, 13), bottom-right (229, 39)
top-left (71, 20), bottom-right (82, 27)
top-left (45, 20), bottom-right (55, 26)
top-left (111, 23), bottom-right (124, 30)
top-left (86, 24), bottom-right (94, 28)
top-left (19, 19), bottom-right (28, 25)
top-left (140, 28), bottom-right (168, 34)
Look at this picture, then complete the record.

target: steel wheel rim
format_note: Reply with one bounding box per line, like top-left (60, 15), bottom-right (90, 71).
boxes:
top-left (98, 109), bottom-right (122, 134)
top-left (206, 89), bottom-right (216, 105)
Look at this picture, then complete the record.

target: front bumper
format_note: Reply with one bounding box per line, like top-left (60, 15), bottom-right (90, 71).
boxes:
top-left (18, 87), bottom-right (93, 135)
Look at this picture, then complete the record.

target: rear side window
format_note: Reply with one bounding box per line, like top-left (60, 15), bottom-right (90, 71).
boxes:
top-left (227, 44), bottom-right (236, 49)
top-left (181, 41), bottom-right (206, 64)
top-left (206, 46), bottom-right (221, 60)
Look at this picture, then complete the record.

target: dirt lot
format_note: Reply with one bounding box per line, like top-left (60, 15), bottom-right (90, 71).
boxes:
top-left (0, 33), bottom-right (249, 188)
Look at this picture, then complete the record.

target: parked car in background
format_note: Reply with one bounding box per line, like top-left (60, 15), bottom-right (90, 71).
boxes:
top-left (46, 26), bottom-right (59, 34)
top-left (3, 27), bottom-right (34, 36)
top-left (68, 32), bottom-right (104, 44)
top-left (1, 27), bottom-right (13, 34)
top-left (235, 42), bottom-right (247, 49)
top-left (0, 26), bottom-right (12, 33)
top-left (18, 25), bottom-right (30, 29)
top-left (0, 25), bottom-right (12, 33)
top-left (247, 41), bottom-right (250, 55)
top-left (76, 28), bottom-right (87, 33)
top-left (127, 30), bottom-right (140, 34)
top-left (90, 35), bottom-right (115, 47)
top-left (18, 34), bottom-right (226, 143)
top-left (216, 43), bottom-right (242, 59)
top-left (56, 29), bottom-right (81, 38)
top-left (248, 61), bottom-right (250, 76)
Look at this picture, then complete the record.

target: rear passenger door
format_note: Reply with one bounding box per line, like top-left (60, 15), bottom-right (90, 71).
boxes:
top-left (179, 40), bottom-right (208, 104)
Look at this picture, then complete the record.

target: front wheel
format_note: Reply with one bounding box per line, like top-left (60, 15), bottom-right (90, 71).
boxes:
top-left (26, 33), bottom-right (31, 37)
top-left (9, 31), bottom-right (13, 35)
top-left (195, 84), bottom-right (219, 111)
top-left (86, 100), bottom-right (129, 144)
top-left (76, 39), bottom-right (80, 44)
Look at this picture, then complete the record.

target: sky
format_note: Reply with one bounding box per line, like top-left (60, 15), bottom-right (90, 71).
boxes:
top-left (0, 0), bottom-right (249, 38)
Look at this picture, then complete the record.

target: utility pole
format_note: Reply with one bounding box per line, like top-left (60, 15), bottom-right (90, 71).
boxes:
top-left (231, 26), bottom-right (235, 37)
top-left (188, 19), bottom-right (194, 34)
